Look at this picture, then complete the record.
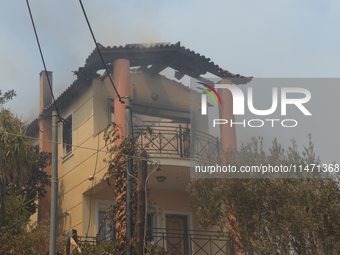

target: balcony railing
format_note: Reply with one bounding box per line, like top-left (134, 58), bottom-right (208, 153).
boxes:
top-left (133, 124), bottom-right (220, 161)
top-left (148, 228), bottom-right (232, 255)
top-left (68, 229), bottom-right (233, 255)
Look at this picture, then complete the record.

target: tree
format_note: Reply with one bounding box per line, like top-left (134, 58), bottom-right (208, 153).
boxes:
top-left (188, 135), bottom-right (340, 255)
top-left (0, 90), bottom-right (16, 107)
top-left (0, 109), bottom-right (50, 231)
top-left (0, 90), bottom-right (16, 230)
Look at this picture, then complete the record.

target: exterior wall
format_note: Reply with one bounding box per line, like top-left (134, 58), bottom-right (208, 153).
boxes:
top-left (149, 189), bottom-right (196, 228)
top-left (150, 187), bottom-right (230, 255)
top-left (93, 77), bottom-right (115, 134)
top-left (52, 71), bottom-right (214, 239)
top-left (131, 73), bottom-right (191, 113)
top-left (24, 58), bottom-right (240, 255)
top-left (56, 84), bottom-right (110, 236)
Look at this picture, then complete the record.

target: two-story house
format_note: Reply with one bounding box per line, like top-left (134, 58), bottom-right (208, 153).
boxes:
top-left (25, 42), bottom-right (251, 255)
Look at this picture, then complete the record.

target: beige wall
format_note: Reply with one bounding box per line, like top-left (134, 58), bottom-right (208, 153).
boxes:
top-left (149, 188), bottom-right (229, 255)
top-left (54, 71), bottom-right (212, 238)
top-left (56, 83), bottom-right (110, 236)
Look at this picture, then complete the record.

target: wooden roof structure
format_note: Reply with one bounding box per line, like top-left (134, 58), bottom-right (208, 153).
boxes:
top-left (74, 41), bottom-right (252, 85)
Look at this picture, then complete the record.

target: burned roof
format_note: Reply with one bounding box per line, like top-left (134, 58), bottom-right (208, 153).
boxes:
top-left (25, 42), bottom-right (251, 133)
top-left (74, 41), bottom-right (252, 85)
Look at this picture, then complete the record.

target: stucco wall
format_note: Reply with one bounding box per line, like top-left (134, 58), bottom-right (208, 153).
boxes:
top-left (55, 71), bottom-right (212, 238)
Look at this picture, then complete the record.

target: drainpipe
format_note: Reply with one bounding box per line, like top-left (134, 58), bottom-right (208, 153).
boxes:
top-left (49, 111), bottom-right (58, 255)
top-left (125, 96), bottom-right (132, 255)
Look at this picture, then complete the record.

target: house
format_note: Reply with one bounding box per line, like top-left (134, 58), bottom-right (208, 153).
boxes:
top-left (25, 42), bottom-right (251, 255)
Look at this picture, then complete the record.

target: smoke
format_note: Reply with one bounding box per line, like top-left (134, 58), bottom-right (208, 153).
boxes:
top-left (0, 1), bottom-right (165, 122)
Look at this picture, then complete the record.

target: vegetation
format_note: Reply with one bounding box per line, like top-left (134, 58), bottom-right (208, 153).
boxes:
top-left (0, 94), bottom-right (65, 254)
top-left (72, 241), bottom-right (128, 255)
top-left (0, 218), bottom-right (66, 254)
top-left (101, 122), bottom-right (139, 247)
top-left (0, 89), bottom-right (16, 107)
top-left (72, 241), bottom-right (165, 255)
top-left (188, 135), bottom-right (340, 255)
top-left (0, 109), bottom-right (51, 232)
top-left (78, 122), bottom-right (159, 255)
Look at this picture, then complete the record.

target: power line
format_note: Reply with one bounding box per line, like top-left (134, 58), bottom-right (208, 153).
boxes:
top-left (25, 0), bottom-right (63, 122)
top-left (78, 0), bottom-right (124, 103)
top-left (0, 131), bottom-right (155, 163)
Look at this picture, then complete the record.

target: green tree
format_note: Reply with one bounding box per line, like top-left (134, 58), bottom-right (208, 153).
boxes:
top-left (0, 109), bottom-right (50, 231)
top-left (188, 136), bottom-right (340, 255)
top-left (0, 89), bottom-right (16, 230)
top-left (0, 90), bottom-right (16, 107)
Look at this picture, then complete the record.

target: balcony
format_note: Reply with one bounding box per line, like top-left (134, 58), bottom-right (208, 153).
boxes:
top-left (133, 124), bottom-right (220, 162)
top-left (149, 228), bottom-right (232, 255)
top-left (70, 229), bottom-right (233, 255)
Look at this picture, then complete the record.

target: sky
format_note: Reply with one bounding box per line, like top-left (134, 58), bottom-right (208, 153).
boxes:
top-left (1, 0), bottom-right (339, 164)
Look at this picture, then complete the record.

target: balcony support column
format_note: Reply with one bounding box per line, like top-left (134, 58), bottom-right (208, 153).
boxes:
top-left (113, 59), bottom-right (131, 139)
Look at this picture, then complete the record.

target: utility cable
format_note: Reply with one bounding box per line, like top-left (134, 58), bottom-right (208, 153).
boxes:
top-left (78, 0), bottom-right (124, 103)
top-left (26, 0), bottom-right (64, 122)
top-left (0, 131), bottom-right (155, 163)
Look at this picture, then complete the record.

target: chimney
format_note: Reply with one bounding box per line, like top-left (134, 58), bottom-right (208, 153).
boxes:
top-left (39, 71), bottom-right (53, 112)
top-left (38, 70), bottom-right (53, 222)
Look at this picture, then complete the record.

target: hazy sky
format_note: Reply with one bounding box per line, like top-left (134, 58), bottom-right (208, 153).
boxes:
top-left (1, 0), bottom-right (339, 163)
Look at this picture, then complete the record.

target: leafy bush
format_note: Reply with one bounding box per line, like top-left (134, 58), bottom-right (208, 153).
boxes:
top-left (188, 135), bottom-right (340, 254)
top-left (0, 218), bottom-right (66, 254)
top-left (72, 241), bottom-right (126, 255)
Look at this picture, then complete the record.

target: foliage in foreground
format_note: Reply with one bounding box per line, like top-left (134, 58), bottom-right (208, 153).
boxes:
top-left (72, 241), bottom-right (127, 255)
top-left (0, 218), bottom-right (66, 254)
top-left (0, 89), bottom-right (16, 107)
top-left (96, 122), bottom-right (158, 255)
top-left (188, 135), bottom-right (340, 255)
top-left (72, 241), bottom-right (165, 255)
top-left (0, 109), bottom-right (50, 232)
top-left (101, 122), bottom-right (139, 246)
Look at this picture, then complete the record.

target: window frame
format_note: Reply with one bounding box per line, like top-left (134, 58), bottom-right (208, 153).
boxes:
top-left (95, 199), bottom-right (115, 243)
top-left (61, 112), bottom-right (73, 160)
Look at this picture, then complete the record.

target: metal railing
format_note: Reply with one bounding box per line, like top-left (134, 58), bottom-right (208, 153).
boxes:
top-left (67, 228), bottom-right (233, 255)
top-left (76, 235), bottom-right (98, 246)
top-left (133, 124), bottom-right (220, 162)
top-left (148, 228), bottom-right (232, 255)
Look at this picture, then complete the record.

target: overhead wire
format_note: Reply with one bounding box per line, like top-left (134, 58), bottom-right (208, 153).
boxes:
top-left (25, 0), bottom-right (162, 241)
top-left (0, 131), bottom-right (156, 163)
top-left (25, 0), bottom-right (64, 122)
top-left (78, 0), bottom-right (141, 239)
top-left (78, 0), bottom-right (124, 103)
top-left (2, 129), bottom-right (162, 240)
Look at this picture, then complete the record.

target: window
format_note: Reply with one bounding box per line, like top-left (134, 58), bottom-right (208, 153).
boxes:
top-left (108, 98), bottom-right (114, 123)
top-left (62, 115), bottom-right (72, 155)
top-left (98, 210), bottom-right (115, 243)
top-left (96, 201), bottom-right (115, 243)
